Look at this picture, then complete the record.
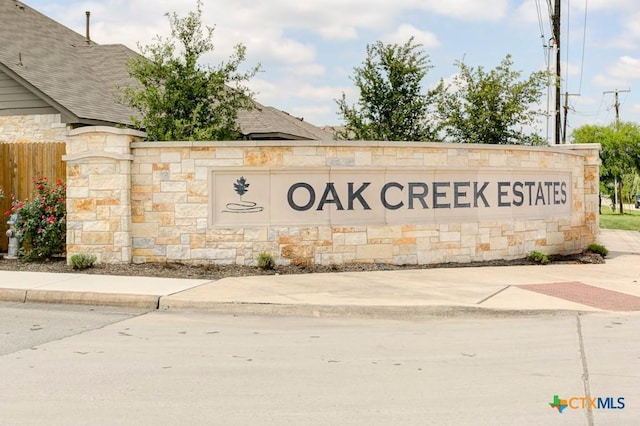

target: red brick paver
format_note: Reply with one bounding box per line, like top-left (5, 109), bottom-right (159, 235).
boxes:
top-left (517, 282), bottom-right (640, 311)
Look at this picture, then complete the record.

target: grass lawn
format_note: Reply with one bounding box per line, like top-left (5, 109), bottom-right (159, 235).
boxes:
top-left (600, 207), bottom-right (640, 231)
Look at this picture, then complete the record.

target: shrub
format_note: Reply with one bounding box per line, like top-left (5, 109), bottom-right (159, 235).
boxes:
top-left (527, 250), bottom-right (549, 265)
top-left (12, 177), bottom-right (66, 261)
top-left (257, 252), bottom-right (276, 270)
top-left (69, 253), bottom-right (97, 270)
top-left (586, 243), bottom-right (608, 257)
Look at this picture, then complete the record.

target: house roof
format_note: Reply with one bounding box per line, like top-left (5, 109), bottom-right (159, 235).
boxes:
top-left (0, 1), bottom-right (139, 125)
top-left (237, 103), bottom-right (335, 140)
top-left (0, 0), bottom-right (334, 139)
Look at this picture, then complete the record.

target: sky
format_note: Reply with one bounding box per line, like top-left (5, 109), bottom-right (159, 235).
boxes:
top-left (24, 0), bottom-right (640, 142)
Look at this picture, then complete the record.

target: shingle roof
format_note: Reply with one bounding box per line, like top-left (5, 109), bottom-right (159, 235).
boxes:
top-left (0, 0), bottom-right (139, 125)
top-left (237, 102), bottom-right (335, 140)
top-left (0, 0), bottom-right (334, 139)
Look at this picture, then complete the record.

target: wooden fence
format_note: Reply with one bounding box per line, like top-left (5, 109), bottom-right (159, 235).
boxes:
top-left (0, 142), bottom-right (66, 252)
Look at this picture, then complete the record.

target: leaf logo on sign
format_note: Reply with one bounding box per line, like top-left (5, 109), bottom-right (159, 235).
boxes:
top-left (222, 176), bottom-right (263, 213)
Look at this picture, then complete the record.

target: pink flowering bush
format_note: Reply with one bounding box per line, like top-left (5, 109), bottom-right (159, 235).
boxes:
top-left (11, 177), bottom-right (66, 261)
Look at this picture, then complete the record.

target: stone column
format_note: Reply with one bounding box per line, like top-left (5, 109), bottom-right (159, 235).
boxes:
top-left (63, 127), bottom-right (146, 263)
top-left (564, 143), bottom-right (601, 245)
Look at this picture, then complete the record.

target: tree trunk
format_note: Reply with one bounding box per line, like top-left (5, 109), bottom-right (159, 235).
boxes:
top-left (618, 180), bottom-right (624, 214)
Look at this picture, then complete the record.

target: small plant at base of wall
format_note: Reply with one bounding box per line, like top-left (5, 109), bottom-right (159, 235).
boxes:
top-left (69, 253), bottom-right (97, 270)
top-left (586, 243), bottom-right (608, 258)
top-left (257, 252), bottom-right (276, 270)
top-left (527, 250), bottom-right (549, 265)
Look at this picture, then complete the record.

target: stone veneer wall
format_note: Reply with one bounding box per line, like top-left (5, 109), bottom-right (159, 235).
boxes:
top-left (64, 127), bottom-right (600, 265)
top-left (0, 114), bottom-right (69, 143)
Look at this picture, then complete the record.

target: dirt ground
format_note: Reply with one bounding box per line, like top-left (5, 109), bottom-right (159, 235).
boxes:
top-left (0, 252), bottom-right (604, 280)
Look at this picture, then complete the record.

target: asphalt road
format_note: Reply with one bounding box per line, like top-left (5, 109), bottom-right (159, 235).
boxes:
top-left (1, 303), bottom-right (638, 425)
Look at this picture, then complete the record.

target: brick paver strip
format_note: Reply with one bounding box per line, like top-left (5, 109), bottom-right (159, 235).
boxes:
top-left (516, 282), bottom-right (640, 311)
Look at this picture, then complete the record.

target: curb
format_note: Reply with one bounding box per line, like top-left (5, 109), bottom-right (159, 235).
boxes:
top-left (23, 290), bottom-right (159, 309)
top-left (0, 288), bottom-right (27, 303)
top-left (157, 300), bottom-right (583, 319)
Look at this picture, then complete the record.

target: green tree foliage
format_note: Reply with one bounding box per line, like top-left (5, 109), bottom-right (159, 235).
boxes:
top-left (434, 55), bottom-right (548, 145)
top-left (572, 121), bottom-right (640, 213)
top-left (121, 0), bottom-right (260, 141)
top-left (336, 38), bottom-right (439, 142)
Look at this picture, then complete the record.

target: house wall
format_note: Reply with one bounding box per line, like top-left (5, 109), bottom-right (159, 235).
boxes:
top-left (0, 113), bottom-right (68, 143)
top-left (0, 69), bottom-right (57, 116)
top-left (64, 127), bottom-right (600, 265)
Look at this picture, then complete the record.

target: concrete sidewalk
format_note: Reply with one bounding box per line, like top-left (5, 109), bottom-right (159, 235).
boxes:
top-left (1, 229), bottom-right (639, 317)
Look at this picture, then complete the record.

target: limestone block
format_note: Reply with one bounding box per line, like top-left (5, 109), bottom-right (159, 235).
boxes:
top-left (134, 222), bottom-right (159, 238)
top-left (243, 228), bottom-right (268, 242)
top-left (320, 253), bottom-right (343, 265)
top-left (461, 222), bottom-right (479, 234)
top-left (167, 245), bottom-right (191, 260)
top-left (300, 227), bottom-right (319, 241)
top-left (283, 154), bottom-right (325, 167)
top-left (393, 254), bottom-right (418, 265)
top-left (292, 146), bottom-right (318, 156)
top-left (440, 231), bottom-right (461, 242)
top-left (153, 192), bottom-right (188, 204)
top-left (356, 244), bottom-right (393, 260)
top-left (547, 231), bottom-right (565, 245)
top-left (345, 232), bottom-right (367, 245)
top-left (244, 150), bottom-right (283, 167)
top-left (368, 226), bottom-right (401, 240)
top-left (82, 232), bottom-right (112, 245)
top-left (161, 181), bottom-right (187, 192)
top-left (326, 157), bottom-right (355, 166)
top-left (394, 243), bottom-right (417, 255)
top-left (82, 221), bottom-right (111, 232)
top-left (73, 198), bottom-right (96, 213)
top-left (422, 152), bottom-right (447, 166)
top-left (113, 232), bottom-right (130, 247)
top-left (89, 174), bottom-right (128, 191)
top-left (460, 235), bottom-right (477, 249)
top-left (216, 148), bottom-right (245, 159)
top-left (489, 236), bottom-right (508, 250)
top-left (354, 151), bottom-right (372, 166)
top-left (160, 151), bottom-right (182, 163)
top-left (191, 248), bottom-right (237, 261)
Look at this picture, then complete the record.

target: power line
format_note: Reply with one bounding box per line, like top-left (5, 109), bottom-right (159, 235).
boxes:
top-left (565, 0), bottom-right (571, 89)
top-left (578, 0), bottom-right (588, 94)
top-left (535, 0), bottom-right (550, 67)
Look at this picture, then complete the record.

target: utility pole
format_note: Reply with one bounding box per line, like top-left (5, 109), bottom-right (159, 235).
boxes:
top-left (562, 92), bottom-right (579, 143)
top-left (603, 89), bottom-right (631, 128)
top-left (552, 0), bottom-right (561, 144)
top-left (603, 89), bottom-right (631, 214)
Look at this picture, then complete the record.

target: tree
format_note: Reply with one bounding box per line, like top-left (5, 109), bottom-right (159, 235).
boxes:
top-left (572, 121), bottom-right (640, 214)
top-left (336, 38), bottom-right (439, 142)
top-left (434, 55), bottom-right (548, 145)
top-left (121, 0), bottom-right (260, 141)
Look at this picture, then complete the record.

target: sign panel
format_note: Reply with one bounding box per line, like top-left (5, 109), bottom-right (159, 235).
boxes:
top-left (209, 168), bottom-right (572, 227)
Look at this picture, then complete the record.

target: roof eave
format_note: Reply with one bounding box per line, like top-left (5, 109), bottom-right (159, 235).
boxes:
top-left (0, 61), bottom-right (80, 122)
top-left (244, 132), bottom-right (314, 141)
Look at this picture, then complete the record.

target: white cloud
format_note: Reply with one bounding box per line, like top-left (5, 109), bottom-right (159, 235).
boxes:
top-left (289, 105), bottom-right (336, 125)
top-left (610, 56), bottom-right (640, 79)
top-left (511, 0), bottom-right (551, 28)
top-left (421, 0), bottom-right (509, 21)
top-left (383, 24), bottom-right (440, 49)
top-left (281, 64), bottom-right (326, 78)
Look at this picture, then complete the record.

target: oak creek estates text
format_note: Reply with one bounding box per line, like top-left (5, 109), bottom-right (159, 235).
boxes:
top-left (286, 180), bottom-right (569, 211)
